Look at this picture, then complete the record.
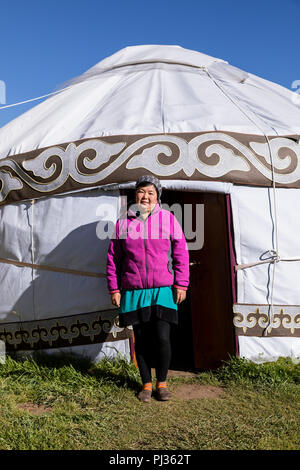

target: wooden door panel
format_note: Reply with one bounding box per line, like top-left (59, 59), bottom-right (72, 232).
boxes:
top-left (183, 192), bottom-right (235, 369)
top-left (163, 190), bottom-right (236, 370)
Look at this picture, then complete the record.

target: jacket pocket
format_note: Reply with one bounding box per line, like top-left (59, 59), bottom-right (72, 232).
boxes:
top-left (121, 260), bottom-right (143, 289)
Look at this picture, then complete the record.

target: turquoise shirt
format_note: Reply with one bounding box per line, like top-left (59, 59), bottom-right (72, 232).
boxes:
top-left (119, 286), bottom-right (178, 314)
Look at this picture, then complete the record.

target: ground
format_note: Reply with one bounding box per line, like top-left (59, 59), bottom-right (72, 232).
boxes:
top-left (172, 384), bottom-right (224, 400)
top-left (0, 356), bottom-right (299, 450)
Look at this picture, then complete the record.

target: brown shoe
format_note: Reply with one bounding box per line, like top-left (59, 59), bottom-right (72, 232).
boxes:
top-left (137, 389), bottom-right (152, 402)
top-left (156, 387), bottom-right (172, 401)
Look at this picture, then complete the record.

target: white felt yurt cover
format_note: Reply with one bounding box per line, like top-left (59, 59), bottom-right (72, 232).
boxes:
top-left (0, 45), bottom-right (300, 363)
top-left (1, 44), bottom-right (300, 157)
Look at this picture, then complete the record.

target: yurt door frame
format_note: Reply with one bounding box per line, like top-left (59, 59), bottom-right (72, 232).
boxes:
top-left (164, 190), bottom-right (236, 371)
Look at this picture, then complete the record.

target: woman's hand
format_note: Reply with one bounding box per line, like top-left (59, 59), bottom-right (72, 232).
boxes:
top-left (111, 292), bottom-right (121, 307)
top-left (174, 288), bottom-right (186, 304)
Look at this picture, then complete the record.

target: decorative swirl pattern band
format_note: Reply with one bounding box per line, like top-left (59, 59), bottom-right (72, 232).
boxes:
top-left (0, 310), bottom-right (133, 351)
top-left (0, 131), bottom-right (299, 205)
top-left (233, 303), bottom-right (300, 337)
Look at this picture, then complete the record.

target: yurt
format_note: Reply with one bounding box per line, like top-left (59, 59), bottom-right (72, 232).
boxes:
top-left (0, 45), bottom-right (300, 369)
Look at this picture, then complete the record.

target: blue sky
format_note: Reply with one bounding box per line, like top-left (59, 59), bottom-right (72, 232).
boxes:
top-left (1, 0), bottom-right (300, 128)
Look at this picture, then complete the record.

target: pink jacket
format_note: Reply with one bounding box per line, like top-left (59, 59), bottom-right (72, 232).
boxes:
top-left (106, 203), bottom-right (189, 293)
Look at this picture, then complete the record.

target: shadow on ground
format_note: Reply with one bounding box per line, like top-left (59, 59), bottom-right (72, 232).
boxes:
top-left (8, 350), bottom-right (141, 392)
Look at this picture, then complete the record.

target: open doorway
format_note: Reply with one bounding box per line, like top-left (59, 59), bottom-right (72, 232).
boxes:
top-left (163, 190), bottom-right (236, 371)
top-left (120, 188), bottom-right (236, 371)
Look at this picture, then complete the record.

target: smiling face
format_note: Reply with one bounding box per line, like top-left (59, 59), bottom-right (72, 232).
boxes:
top-left (135, 183), bottom-right (158, 213)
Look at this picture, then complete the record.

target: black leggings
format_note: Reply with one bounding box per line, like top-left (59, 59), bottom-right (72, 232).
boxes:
top-left (133, 318), bottom-right (172, 384)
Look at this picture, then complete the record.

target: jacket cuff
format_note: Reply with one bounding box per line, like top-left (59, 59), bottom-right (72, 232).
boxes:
top-left (109, 290), bottom-right (121, 294)
top-left (174, 285), bottom-right (188, 291)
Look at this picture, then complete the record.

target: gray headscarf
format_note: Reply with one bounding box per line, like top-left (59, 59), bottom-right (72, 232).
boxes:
top-left (135, 175), bottom-right (162, 204)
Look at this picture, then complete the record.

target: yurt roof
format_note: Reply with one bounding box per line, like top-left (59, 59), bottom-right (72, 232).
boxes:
top-left (0, 44), bottom-right (300, 159)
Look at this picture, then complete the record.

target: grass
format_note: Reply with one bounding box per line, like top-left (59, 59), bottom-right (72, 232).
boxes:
top-left (0, 353), bottom-right (299, 450)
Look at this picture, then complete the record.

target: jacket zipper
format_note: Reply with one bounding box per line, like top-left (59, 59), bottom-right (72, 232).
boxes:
top-left (137, 205), bottom-right (157, 290)
top-left (143, 218), bottom-right (148, 289)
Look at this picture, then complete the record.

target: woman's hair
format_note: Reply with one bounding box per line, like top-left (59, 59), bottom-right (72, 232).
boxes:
top-left (135, 175), bottom-right (162, 203)
top-left (136, 182), bottom-right (158, 197)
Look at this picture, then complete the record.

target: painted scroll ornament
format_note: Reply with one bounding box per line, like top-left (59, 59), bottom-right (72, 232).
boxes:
top-left (0, 133), bottom-right (300, 204)
top-left (0, 310), bottom-right (133, 350)
top-left (233, 304), bottom-right (300, 336)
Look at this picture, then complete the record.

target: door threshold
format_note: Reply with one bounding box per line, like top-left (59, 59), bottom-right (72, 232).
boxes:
top-left (151, 368), bottom-right (198, 377)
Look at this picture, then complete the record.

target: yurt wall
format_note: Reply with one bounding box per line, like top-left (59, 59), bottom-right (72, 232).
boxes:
top-left (231, 184), bottom-right (300, 362)
top-left (0, 188), bottom-right (132, 361)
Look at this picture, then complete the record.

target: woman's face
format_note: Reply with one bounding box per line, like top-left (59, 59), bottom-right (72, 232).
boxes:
top-left (135, 184), bottom-right (158, 212)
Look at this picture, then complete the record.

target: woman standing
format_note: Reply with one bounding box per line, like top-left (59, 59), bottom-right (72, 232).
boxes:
top-left (106, 175), bottom-right (189, 402)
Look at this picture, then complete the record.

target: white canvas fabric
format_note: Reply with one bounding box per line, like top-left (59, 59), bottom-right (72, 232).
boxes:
top-left (119, 179), bottom-right (233, 194)
top-left (0, 189), bottom-right (131, 359)
top-left (231, 185), bottom-right (300, 305)
top-left (231, 184), bottom-right (300, 361)
top-left (14, 340), bottom-right (131, 363)
top-left (0, 189), bottom-right (120, 323)
top-left (238, 336), bottom-right (300, 364)
top-left (1, 44), bottom-right (300, 364)
top-left (1, 45), bottom-right (300, 159)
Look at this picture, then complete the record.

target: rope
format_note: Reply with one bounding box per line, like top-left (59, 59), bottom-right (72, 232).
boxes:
top-left (235, 252), bottom-right (300, 270)
top-left (30, 199), bottom-right (36, 320)
top-left (202, 66), bottom-right (283, 335)
top-left (0, 257), bottom-right (106, 278)
top-left (0, 84), bottom-right (76, 110)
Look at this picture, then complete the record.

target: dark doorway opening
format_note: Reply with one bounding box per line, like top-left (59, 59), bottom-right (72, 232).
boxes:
top-left (163, 190), bottom-right (236, 371)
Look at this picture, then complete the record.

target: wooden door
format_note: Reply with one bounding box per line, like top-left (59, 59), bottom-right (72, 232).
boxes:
top-left (165, 191), bottom-right (236, 371)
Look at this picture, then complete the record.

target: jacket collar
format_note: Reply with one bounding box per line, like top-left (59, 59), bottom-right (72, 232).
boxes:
top-left (127, 202), bottom-right (161, 220)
